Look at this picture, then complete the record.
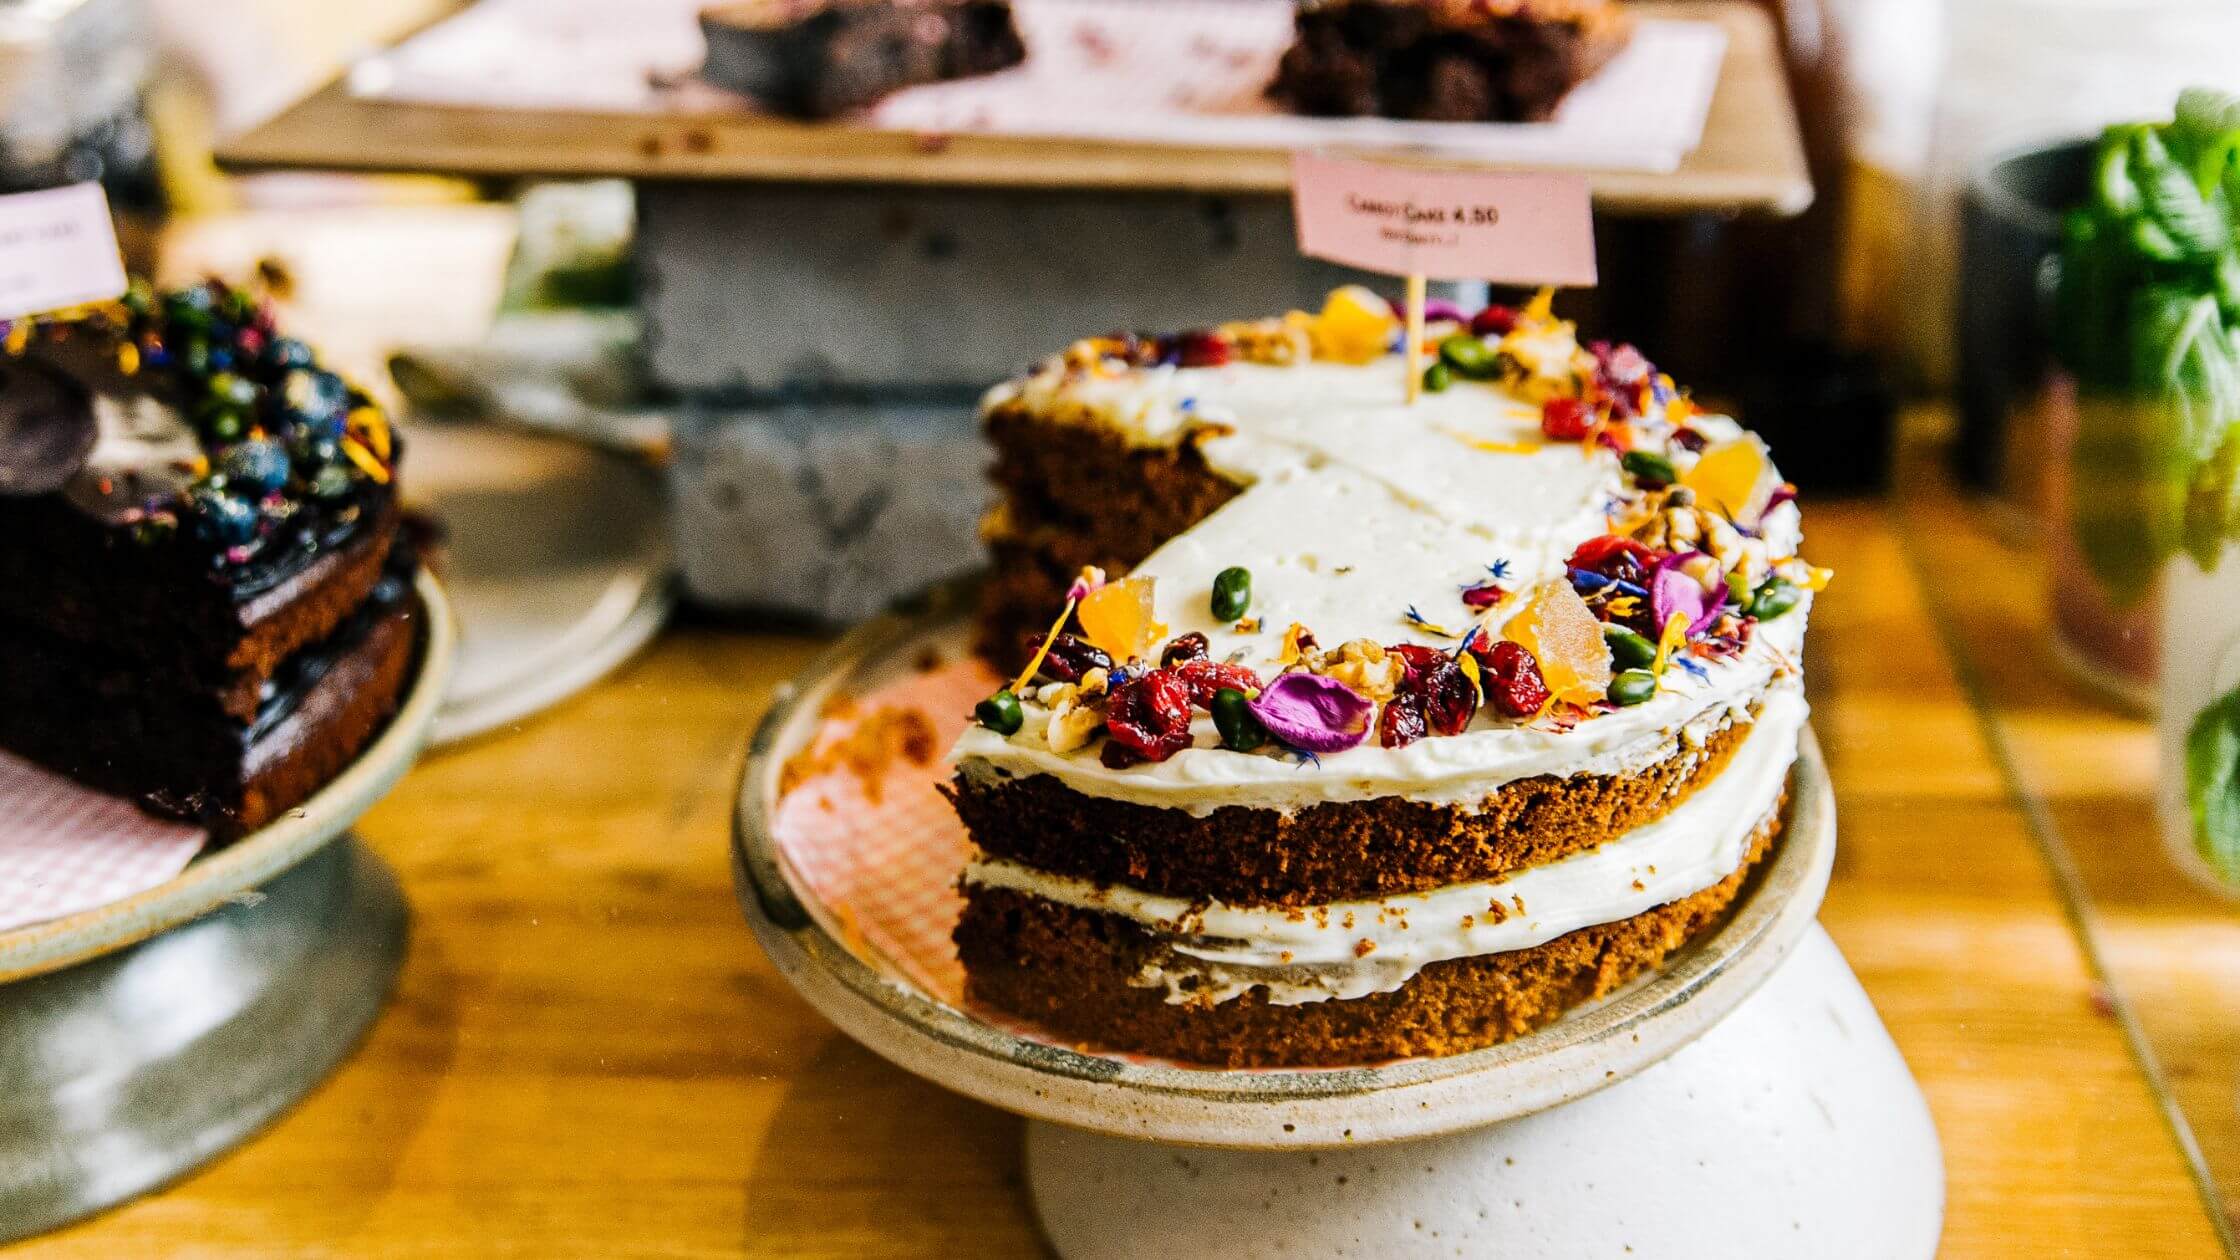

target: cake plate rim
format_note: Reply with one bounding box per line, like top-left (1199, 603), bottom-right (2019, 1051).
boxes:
top-left (0, 569), bottom-right (458, 985)
top-left (732, 581), bottom-right (1836, 1149)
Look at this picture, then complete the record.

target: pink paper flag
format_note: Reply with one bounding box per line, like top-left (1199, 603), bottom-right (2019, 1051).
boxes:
top-left (1291, 153), bottom-right (1597, 286)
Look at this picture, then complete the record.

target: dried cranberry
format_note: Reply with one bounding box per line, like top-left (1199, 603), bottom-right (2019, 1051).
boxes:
top-left (1460, 582), bottom-right (1507, 609)
top-left (1385, 643), bottom-right (1449, 679)
top-left (1378, 693), bottom-right (1428, 748)
top-left (1036, 633), bottom-right (1114, 684)
top-left (1473, 639), bottom-right (1552, 718)
top-left (1100, 741), bottom-right (1143, 769)
top-left (1671, 427), bottom-right (1708, 453)
top-left (1160, 632), bottom-right (1210, 666)
top-left (1383, 645), bottom-right (1477, 736)
top-left (1590, 342), bottom-right (1653, 420)
top-left (1105, 668), bottom-right (1194, 763)
top-left (1172, 657), bottom-right (1261, 708)
top-left (1566, 535), bottom-right (1653, 578)
top-left (1541, 397), bottom-right (1590, 442)
top-left (1470, 304), bottom-right (1516, 337)
top-left (1174, 330), bottom-right (1232, 368)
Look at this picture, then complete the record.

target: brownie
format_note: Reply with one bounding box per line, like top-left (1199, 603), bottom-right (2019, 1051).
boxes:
top-left (0, 280), bottom-right (417, 838)
top-left (1269, 0), bottom-right (1634, 124)
top-left (699, 0), bottom-right (1027, 119)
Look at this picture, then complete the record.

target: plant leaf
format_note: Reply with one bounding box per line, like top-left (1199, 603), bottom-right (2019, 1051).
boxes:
top-left (2185, 682), bottom-right (2240, 885)
top-left (2133, 128), bottom-right (2230, 259)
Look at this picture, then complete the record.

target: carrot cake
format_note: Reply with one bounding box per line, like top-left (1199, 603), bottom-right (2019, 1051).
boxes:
top-left (0, 280), bottom-right (418, 839)
top-left (946, 287), bottom-right (1824, 1068)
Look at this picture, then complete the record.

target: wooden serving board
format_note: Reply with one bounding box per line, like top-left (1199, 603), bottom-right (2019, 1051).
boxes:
top-left (217, 0), bottom-right (1812, 217)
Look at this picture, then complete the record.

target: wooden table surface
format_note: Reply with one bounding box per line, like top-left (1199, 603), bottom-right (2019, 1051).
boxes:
top-left (215, 1), bottom-right (1812, 216)
top-left (4, 489), bottom-right (2226, 1257)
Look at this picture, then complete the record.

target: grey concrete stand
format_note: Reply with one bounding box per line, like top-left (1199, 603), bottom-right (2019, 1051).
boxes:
top-left (0, 838), bottom-right (408, 1242)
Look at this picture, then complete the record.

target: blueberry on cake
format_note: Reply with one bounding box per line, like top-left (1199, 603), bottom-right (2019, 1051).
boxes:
top-left (1270, 0), bottom-right (1635, 124)
top-left (947, 287), bottom-right (1825, 1068)
top-left (0, 281), bottom-right (419, 839)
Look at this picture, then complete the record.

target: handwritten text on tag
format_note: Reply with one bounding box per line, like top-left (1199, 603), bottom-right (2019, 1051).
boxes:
top-left (1291, 154), bottom-right (1597, 287)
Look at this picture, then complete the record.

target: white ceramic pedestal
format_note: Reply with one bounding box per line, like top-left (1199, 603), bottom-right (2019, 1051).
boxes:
top-left (1026, 925), bottom-right (1941, 1260)
top-left (733, 594), bottom-right (1946, 1259)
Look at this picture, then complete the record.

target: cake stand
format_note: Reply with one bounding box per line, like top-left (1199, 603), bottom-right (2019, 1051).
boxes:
top-left (0, 572), bottom-right (456, 1243)
top-left (732, 588), bottom-right (1945, 1258)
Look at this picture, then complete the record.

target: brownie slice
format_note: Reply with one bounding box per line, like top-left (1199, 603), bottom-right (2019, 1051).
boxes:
top-left (1269, 0), bottom-right (1634, 123)
top-left (699, 0), bottom-right (1027, 119)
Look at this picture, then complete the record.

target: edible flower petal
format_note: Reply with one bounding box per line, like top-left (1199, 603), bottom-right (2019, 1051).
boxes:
top-left (1249, 673), bottom-right (1373, 754)
top-left (1649, 551), bottom-right (1725, 637)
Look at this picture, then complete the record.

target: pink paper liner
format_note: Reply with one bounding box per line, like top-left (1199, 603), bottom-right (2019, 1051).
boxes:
top-left (0, 750), bottom-right (207, 933)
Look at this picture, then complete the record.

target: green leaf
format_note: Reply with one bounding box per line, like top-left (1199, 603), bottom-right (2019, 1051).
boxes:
top-left (2186, 683), bottom-right (2240, 885)
top-left (2174, 87), bottom-right (2240, 174)
top-left (2183, 428), bottom-right (2240, 569)
top-left (2131, 215), bottom-right (2186, 263)
top-left (2093, 125), bottom-right (2145, 219)
top-left (2143, 166), bottom-right (2231, 258)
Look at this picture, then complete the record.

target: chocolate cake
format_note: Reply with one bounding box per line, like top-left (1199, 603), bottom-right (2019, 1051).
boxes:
top-left (0, 281), bottom-right (419, 839)
top-left (1269, 0), bottom-right (1634, 124)
top-left (946, 286), bottom-right (1827, 1067)
top-left (699, 0), bottom-right (1027, 119)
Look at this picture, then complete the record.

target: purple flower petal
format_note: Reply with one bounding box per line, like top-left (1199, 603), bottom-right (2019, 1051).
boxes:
top-left (1422, 299), bottom-right (1468, 324)
top-left (1649, 551), bottom-right (1725, 637)
top-left (1249, 672), bottom-right (1372, 754)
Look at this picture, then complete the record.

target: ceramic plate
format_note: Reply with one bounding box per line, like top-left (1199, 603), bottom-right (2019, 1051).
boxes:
top-left (732, 582), bottom-right (1837, 1149)
top-left (0, 571), bottom-right (457, 984)
top-left (403, 423), bottom-right (671, 746)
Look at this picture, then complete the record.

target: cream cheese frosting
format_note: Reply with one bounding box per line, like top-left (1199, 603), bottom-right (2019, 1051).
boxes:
top-left (956, 348), bottom-right (1808, 812)
top-left (962, 684), bottom-right (1807, 1005)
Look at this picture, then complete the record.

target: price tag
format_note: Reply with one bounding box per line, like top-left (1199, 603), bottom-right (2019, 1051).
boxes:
top-left (0, 183), bottom-right (127, 321)
top-left (1290, 153), bottom-right (1597, 287)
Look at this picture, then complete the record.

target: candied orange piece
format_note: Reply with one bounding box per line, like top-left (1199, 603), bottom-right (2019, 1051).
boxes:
top-left (1681, 437), bottom-right (1770, 520)
top-left (1503, 579), bottom-right (1612, 706)
top-left (1078, 576), bottom-right (1166, 662)
top-left (1310, 285), bottom-right (1398, 365)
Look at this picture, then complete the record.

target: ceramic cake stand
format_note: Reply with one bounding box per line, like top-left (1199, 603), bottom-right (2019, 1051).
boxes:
top-left (0, 572), bottom-right (456, 1243)
top-left (733, 592), bottom-right (1945, 1259)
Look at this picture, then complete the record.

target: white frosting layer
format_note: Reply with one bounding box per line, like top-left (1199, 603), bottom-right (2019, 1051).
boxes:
top-left (958, 352), bottom-right (1808, 813)
top-left (963, 685), bottom-right (1807, 1005)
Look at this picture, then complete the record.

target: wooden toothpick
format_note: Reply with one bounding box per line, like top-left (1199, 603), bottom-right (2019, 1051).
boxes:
top-left (1403, 272), bottom-right (1426, 404)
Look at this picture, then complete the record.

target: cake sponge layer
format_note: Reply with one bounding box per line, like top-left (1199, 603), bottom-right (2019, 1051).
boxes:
top-left (948, 702), bottom-right (1756, 906)
top-left (954, 809), bottom-right (1778, 1069)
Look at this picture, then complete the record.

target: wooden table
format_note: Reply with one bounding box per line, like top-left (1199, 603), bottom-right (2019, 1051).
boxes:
top-left (2, 484), bottom-right (2226, 1256)
top-left (215, 1), bottom-right (1812, 216)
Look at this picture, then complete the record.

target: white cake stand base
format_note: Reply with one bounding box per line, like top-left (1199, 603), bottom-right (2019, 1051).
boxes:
top-left (1026, 924), bottom-right (1941, 1260)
